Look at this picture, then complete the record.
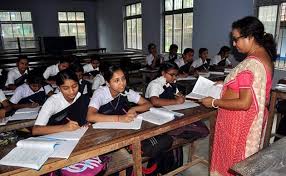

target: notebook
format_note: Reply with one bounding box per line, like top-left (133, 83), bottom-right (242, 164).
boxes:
top-left (92, 118), bottom-right (142, 130)
top-left (138, 108), bottom-right (183, 125)
top-left (0, 138), bottom-right (57, 170)
top-left (163, 100), bottom-right (199, 111)
top-left (186, 76), bottom-right (223, 99)
top-left (8, 107), bottom-right (41, 121)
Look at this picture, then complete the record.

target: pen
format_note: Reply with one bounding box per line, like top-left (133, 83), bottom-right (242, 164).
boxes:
top-left (122, 108), bottom-right (127, 114)
top-left (29, 99), bottom-right (35, 103)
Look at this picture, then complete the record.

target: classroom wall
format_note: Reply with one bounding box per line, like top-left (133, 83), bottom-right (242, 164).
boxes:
top-left (0, 0), bottom-right (98, 50)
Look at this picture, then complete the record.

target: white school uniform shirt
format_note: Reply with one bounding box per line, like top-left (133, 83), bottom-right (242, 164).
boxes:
top-left (43, 64), bottom-right (59, 79)
top-left (174, 58), bottom-right (186, 68)
top-left (92, 74), bottom-right (105, 90)
top-left (210, 55), bottom-right (232, 66)
top-left (5, 68), bottom-right (28, 86)
top-left (145, 76), bottom-right (178, 98)
top-left (83, 63), bottom-right (99, 73)
top-left (163, 53), bottom-right (182, 62)
top-left (146, 54), bottom-right (162, 66)
top-left (0, 89), bottom-right (7, 103)
top-left (89, 86), bottom-right (140, 110)
top-left (191, 58), bottom-right (208, 68)
top-left (35, 92), bottom-right (81, 126)
top-left (10, 83), bottom-right (53, 104)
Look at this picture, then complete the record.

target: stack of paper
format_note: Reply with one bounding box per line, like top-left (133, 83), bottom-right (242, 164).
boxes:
top-left (93, 118), bottom-right (142, 130)
top-left (224, 68), bottom-right (233, 73)
top-left (209, 71), bottom-right (225, 75)
top-left (186, 76), bottom-right (223, 99)
top-left (138, 108), bottom-right (183, 125)
top-left (3, 90), bottom-right (14, 96)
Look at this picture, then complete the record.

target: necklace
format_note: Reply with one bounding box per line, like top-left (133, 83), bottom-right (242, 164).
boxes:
top-left (109, 95), bottom-right (121, 110)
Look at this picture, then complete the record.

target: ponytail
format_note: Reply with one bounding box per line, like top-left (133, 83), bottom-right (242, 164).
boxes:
top-left (262, 33), bottom-right (277, 61)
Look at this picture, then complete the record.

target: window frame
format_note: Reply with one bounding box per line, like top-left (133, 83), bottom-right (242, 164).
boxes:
top-left (57, 11), bottom-right (87, 48)
top-left (124, 2), bottom-right (142, 50)
top-left (163, 0), bottom-right (194, 53)
top-left (0, 11), bottom-right (36, 50)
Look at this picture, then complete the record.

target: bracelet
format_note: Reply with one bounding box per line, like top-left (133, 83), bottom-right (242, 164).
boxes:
top-left (212, 99), bottom-right (219, 108)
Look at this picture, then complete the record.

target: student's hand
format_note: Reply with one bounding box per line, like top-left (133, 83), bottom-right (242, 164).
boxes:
top-left (28, 102), bottom-right (39, 108)
top-left (65, 118), bottom-right (80, 131)
top-left (199, 97), bottom-right (213, 108)
top-left (175, 95), bottom-right (185, 104)
top-left (127, 108), bottom-right (137, 115)
top-left (0, 109), bottom-right (6, 119)
top-left (121, 113), bottom-right (136, 123)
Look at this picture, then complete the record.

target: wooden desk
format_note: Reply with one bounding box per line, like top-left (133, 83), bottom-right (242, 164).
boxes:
top-left (0, 120), bottom-right (35, 133)
top-left (232, 137), bottom-right (286, 176)
top-left (0, 106), bottom-right (216, 176)
top-left (263, 89), bottom-right (286, 148)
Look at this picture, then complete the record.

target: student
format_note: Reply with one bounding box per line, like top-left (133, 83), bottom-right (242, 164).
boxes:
top-left (72, 64), bottom-right (93, 97)
top-left (87, 65), bottom-right (152, 122)
top-left (163, 44), bottom-right (180, 62)
top-left (145, 62), bottom-right (209, 171)
top-left (91, 63), bottom-right (106, 91)
top-left (32, 69), bottom-right (90, 135)
top-left (87, 65), bottom-right (173, 175)
top-left (43, 57), bottom-right (70, 82)
top-left (0, 89), bottom-right (12, 118)
top-left (5, 55), bottom-right (29, 90)
top-left (9, 73), bottom-right (54, 110)
top-left (146, 43), bottom-right (162, 69)
top-left (191, 48), bottom-right (209, 72)
top-left (210, 46), bottom-right (232, 70)
top-left (174, 48), bottom-right (194, 76)
top-left (145, 62), bottom-right (184, 106)
top-left (83, 56), bottom-right (100, 75)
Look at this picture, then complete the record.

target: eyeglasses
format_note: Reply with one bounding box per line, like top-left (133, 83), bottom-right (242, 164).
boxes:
top-left (166, 72), bottom-right (178, 77)
top-left (232, 36), bottom-right (245, 43)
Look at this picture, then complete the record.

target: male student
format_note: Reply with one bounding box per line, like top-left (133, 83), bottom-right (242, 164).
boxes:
top-left (5, 55), bottom-right (29, 90)
top-left (43, 57), bottom-right (70, 83)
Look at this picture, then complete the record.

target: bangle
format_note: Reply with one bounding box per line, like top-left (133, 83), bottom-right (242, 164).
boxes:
top-left (212, 99), bottom-right (219, 108)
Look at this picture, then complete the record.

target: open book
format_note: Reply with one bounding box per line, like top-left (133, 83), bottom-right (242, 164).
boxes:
top-left (138, 108), bottom-right (183, 125)
top-left (38, 127), bottom-right (88, 158)
top-left (0, 138), bottom-right (57, 170)
top-left (186, 76), bottom-right (223, 99)
top-left (93, 118), bottom-right (142, 130)
top-left (8, 107), bottom-right (41, 121)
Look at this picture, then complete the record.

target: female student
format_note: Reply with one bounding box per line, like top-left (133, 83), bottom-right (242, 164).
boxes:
top-left (210, 46), bottom-right (232, 71)
top-left (32, 69), bottom-right (90, 135)
top-left (174, 48), bottom-right (194, 76)
top-left (146, 43), bottom-right (162, 69)
top-left (163, 44), bottom-right (180, 62)
top-left (0, 89), bottom-right (12, 118)
top-left (43, 57), bottom-right (70, 82)
top-left (10, 73), bottom-right (53, 110)
top-left (87, 65), bottom-right (174, 175)
top-left (72, 64), bottom-right (93, 97)
top-left (191, 48), bottom-right (210, 72)
top-left (145, 62), bottom-right (209, 172)
top-left (5, 55), bottom-right (29, 90)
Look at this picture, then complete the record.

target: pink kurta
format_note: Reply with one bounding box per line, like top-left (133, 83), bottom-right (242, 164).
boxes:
top-left (210, 56), bottom-right (272, 176)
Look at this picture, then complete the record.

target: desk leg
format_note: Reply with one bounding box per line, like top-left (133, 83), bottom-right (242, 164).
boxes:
top-left (132, 140), bottom-right (142, 176)
top-left (263, 91), bottom-right (278, 148)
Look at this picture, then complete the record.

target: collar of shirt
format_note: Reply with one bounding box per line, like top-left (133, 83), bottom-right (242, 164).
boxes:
top-left (15, 68), bottom-right (28, 75)
top-left (59, 91), bottom-right (81, 104)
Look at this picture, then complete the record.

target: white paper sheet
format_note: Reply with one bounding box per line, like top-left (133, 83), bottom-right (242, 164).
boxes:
top-left (163, 100), bottom-right (199, 111)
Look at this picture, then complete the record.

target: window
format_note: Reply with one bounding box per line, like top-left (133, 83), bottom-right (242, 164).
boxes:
top-left (125, 3), bottom-right (142, 50)
top-left (164, 0), bottom-right (193, 53)
top-left (58, 12), bottom-right (86, 47)
top-left (0, 11), bottom-right (35, 50)
top-left (258, 3), bottom-right (286, 69)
